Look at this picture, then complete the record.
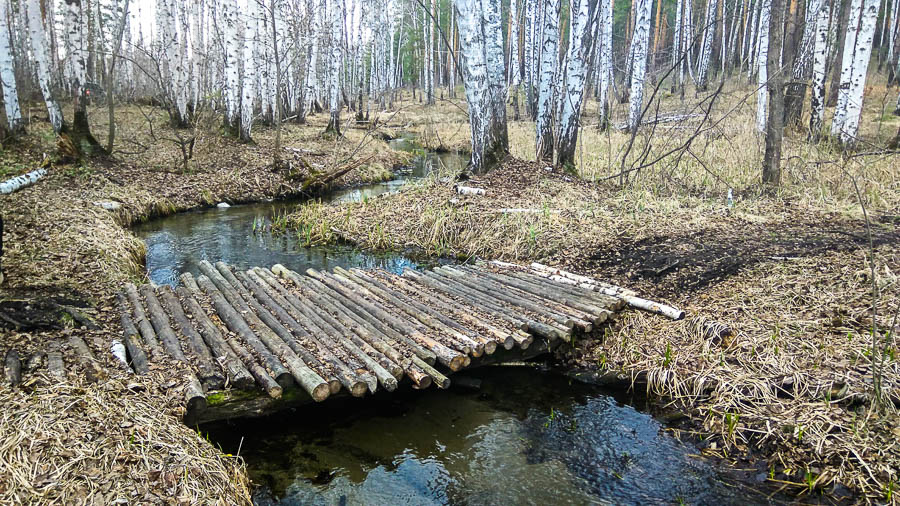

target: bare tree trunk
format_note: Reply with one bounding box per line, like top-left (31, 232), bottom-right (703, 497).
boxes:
top-left (106, 0), bottom-right (131, 153)
top-left (0, 0), bottom-right (23, 135)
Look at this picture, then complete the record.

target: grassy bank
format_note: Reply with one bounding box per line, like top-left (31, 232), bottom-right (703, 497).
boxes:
top-left (282, 84), bottom-right (900, 501)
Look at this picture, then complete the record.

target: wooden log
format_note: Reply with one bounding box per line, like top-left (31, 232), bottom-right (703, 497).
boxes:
top-left (311, 268), bottom-right (468, 371)
top-left (116, 293), bottom-right (150, 374)
top-left (236, 268), bottom-right (367, 397)
top-left (175, 284), bottom-right (257, 391)
top-left (265, 268), bottom-right (432, 389)
top-left (124, 283), bottom-right (165, 360)
top-left (183, 373), bottom-right (207, 425)
top-left (68, 335), bottom-right (106, 382)
top-left (244, 269), bottom-right (372, 396)
top-left (181, 273), bottom-right (201, 292)
top-left (440, 266), bottom-right (591, 332)
top-left (412, 269), bottom-right (568, 341)
top-left (511, 330), bottom-right (534, 349)
top-left (157, 285), bottom-right (224, 389)
top-left (344, 268), bottom-right (487, 356)
top-left (4, 350), bottom-right (21, 386)
top-left (138, 285), bottom-right (188, 361)
top-left (0, 168), bottom-right (46, 194)
top-left (335, 267), bottom-right (480, 357)
top-left (194, 274), bottom-right (293, 391)
top-left (376, 271), bottom-right (512, 351)
top-left (213, 265), bottom-right (346, 396)
top-left (529, 263), bottom-right (685, 320)
top-left (463, 266), bottom-right (611, 326)
top-left (271, 265), bottom-right (437, 364)
top-left (505, 269), bottom-right (624, 311)
top-left (197, 263), bottom-right (330, 401)
top-left (47, 343), bottom-right (65, 380)
top-left (24, 353), bottom-right (43, 372)
top-left (272, 269), bottom-right (405, 381)
top-left (232, 266), bottom-right (394, 394)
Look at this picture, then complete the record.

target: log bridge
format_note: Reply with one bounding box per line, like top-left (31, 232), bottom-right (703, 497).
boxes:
top-left (107, 261), bottom-right (682, 424)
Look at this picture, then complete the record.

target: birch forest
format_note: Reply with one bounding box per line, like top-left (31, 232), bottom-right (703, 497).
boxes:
top-left (0, 0), bottom-right (897, 172)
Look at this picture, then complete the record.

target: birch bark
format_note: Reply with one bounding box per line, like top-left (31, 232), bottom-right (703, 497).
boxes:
top-left (535, 0), bottom-right (560, 160)
top-left (557, 0), bottom-right (599, 167)
top-left (0, 0), bottom-right (23, 133)
top-left (809, 0), bottom-right (831, 141)
top-left (628, 0), bottom-right (652, 132)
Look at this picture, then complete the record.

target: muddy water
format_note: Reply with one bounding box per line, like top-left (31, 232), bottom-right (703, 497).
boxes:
top-left (132, 139), bottom-right (467, 286)
top-left (205, 368), bottom-right (752, 505)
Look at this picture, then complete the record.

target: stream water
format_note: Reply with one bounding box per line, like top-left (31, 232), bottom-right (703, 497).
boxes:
top-left (132, 138), bottom-right (467, 286)
top-left (204, 368), bottom-right (754, 505)
top-left (134, 141), bottom-right (765, 505)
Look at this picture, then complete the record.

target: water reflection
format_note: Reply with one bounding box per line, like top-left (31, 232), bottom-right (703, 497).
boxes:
top-left (205, 369), bottom-right (753, 506)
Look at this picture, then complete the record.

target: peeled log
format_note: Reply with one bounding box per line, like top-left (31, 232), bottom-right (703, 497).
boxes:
top-left (0, 169), bottom-right (46, 194)
top-left (124, 284), bottom-right (165, 360)
top-left (138, 285), bottom-right (187, 361)
top-left (157, 285), bottom-right (224, 389)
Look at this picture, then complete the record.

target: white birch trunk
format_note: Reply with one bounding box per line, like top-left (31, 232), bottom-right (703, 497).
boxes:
top-left (697, 0), bottom-right (718, 88)
top-left (326, 0), bottom-right (342, 133)
top-left (25, 0), bottom-right (65, 134)
top-left (240, 0), bottom-right (258, 140)
top-left (0, 0), bottom-right (23, 133)
top-left (599, 0), bottom-right (613, 127)
top-left (556, 0), bottom-right (598, 166)
top-left (628, 0), bottom-right (653, 132)
top-left (809, 0), bottom-right (830, 140)
top-left (673, 0), bottom-right (683, 90)
top-left (756, 0), bottom-right (771, 133)
top-left (535, 0), bottom-right (560, 160)
top-left (222, 0), bottom-right (241, 132)
top-left (837, 0), bottom-right (879, 144)
top-left (832, 0), bottom-right (863, 136)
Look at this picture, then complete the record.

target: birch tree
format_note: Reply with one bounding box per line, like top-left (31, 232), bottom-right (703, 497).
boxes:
top-left (26, 0), bottom-right (64, 134)
top-left (221, 0), bottom-right (242, 134)
top-left (556, 0), bottom-right (599, 167)
top-left (597, 0), bottom-right (613, 129)
top-left (832, 0), bottom-right (879, 145)
top-left (455, 0), bottom-right (508, 172)
top-left (697, 0), bottom-right (719, 90)
top-left (755, 0), bottom-right (771, 133)
top-left (507, 0), bottom-right (521, 120)
top-left (240, 0), bottom-right (259, 141)
top-left (325, 0), bottom-right (342, 134)
top-left (628, 0), bottom-right (653, 132)
top-left (64, 0), bottom-right (105, 155)
top-left (535, 0), bottom-right (560, 161)
top-left (809, 0), bottom-right (831, 141)
top-left (0, 0), bottom-right (23, 135)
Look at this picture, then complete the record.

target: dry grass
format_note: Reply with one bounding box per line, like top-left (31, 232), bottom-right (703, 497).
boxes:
top-left (0, 373), bottom-right (251, 505)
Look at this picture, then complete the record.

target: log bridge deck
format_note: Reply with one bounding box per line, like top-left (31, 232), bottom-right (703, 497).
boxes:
top-left (107, 261), bottom-right (682, 424)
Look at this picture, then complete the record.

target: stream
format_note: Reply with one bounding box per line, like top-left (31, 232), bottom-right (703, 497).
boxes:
top-left (133, 138), bottom-right (467, 286)
top-left (133, 140), bottom-right (767, 505)
top-left (204, 368), bottom-right (753, 505)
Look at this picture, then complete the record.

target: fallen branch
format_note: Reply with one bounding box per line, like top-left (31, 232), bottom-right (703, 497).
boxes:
top-left (456, 186), bottom-right (485, 196)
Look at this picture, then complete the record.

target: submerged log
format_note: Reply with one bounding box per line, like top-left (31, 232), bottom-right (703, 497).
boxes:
top-left (139, 285), bottom-right (187, 361)
top-left (4, 350), bottom-right (21, 386)
top-left (124, 283), bottom-right (165, 360)
top-left (175, 285), bottom-right (255, 390)
top-left (198, 262), bottom-right (330, 401)
top-left (157, 286), bottom-right (223, 389)
top-left (116, 293), bottom-right (150, 374)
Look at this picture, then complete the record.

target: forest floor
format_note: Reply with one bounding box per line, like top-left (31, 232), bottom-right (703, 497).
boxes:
top-left (1, 80), bottom-right (898, 503)
top-left (284, 81), bottom-right (900, 502)
top-left (0, 104), bottom-right (406, 504)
